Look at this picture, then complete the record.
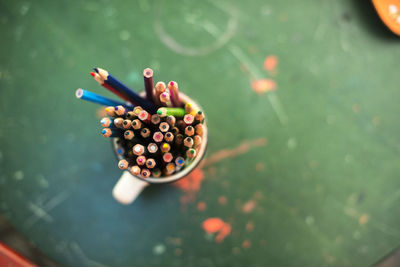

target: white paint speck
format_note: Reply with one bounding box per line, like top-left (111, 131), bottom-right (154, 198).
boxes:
top-left (119, 30), bottom-right (130, 41)
top-left (389, 4), bottom-right (398, 15)
top-left (261, 5), bottom-right (272, 16)
top-left (287, 138), bottom-right (297, 149)
top-left (305, 216), bottom-right (314, 226)
top-left (345, 154), bottom-right (353, 163)
top-left (14, 170), bottom-right (24, 180)
top-left (326, 115), bottom-right (336, 125)
top-left (153, 243), bottom-right (166, 255)
top-left (20, 2), bottom-right (31, 16)
top-left (37, 174), bottom-right (49, 188)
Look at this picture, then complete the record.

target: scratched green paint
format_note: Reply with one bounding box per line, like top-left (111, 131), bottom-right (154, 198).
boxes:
top-left (0, 0), bottom-right (399, 266)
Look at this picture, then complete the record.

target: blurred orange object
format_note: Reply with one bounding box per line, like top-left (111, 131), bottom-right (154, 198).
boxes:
top-left (0, 243), bottom-right (37, 267)
top-left (372, 0), bottom-right (400, 35)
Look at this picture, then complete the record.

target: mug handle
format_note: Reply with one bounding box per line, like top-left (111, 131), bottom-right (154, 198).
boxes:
top-left (112, 171), bottom-right (149, 204)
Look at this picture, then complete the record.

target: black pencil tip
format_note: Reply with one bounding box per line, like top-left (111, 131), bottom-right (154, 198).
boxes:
top-left (93, 67), bottom-right (99, 73)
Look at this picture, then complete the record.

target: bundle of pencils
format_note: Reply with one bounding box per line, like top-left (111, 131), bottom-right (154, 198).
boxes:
top-left (76, 67), bottom-right (205, 178)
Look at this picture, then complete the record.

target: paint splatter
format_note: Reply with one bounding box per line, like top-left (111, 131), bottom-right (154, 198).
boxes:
top-left (202, 218), bottom-right (232, 243)
top-left (255, 162), bottom-right (264, 172)
top-left (174, 168), bottom-right (204, 208)
top-left (245, 221), bottom-right (254, 232)
top-left (359, 213), bottom-right (369, 225)
top-left (251, 79), bottom-right (276, 95)
top-left (264, 55), bottom-right (278, 72)
top-left (202, 138), bottom-right (267, 168)
top-left (174, 248), bottom-right (182, 256)
top-left (352, 104), bottom-right (360, 114)
top-left (242, 240), bottom-right (252, 249)
top-left (153, 243), bottom-right (166, 255)
top-left (242, 200), bottom-right (257, 213)
top-left (97, 108), bottom-right (107, 118)
top-left (372, 116), bottom-right (380, 126)
top-left (218, 196), bottom-right (227, 205)
top-left (197, 201), bottom-right (206, 211)
top-left (174, 138), bottom-right (267, 209)
top-left (14, 170), bottom-right (24, 181)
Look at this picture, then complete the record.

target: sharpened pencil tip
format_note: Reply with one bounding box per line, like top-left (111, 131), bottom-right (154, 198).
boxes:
top-left (90, 72), bottom-right (95, 77)
top-left (93, 67), bottom-right (99, 73)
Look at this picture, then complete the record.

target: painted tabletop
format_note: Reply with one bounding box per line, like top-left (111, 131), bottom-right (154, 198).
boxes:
top-left (0, 0), bottom-right (399, 266)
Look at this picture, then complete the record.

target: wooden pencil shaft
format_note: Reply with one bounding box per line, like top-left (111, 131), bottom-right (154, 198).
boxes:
top-left (168, 81), bottom-right (181, 107)
top-left (95, 68), bottom-right (157, 113)
top-left (143, 68), bottom-right (154, 102)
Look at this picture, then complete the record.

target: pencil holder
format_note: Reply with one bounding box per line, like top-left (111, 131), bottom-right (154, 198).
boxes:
top-left (111, 92), bottom-right (207, 204)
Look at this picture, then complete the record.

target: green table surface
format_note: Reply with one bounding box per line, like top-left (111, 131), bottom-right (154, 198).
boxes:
top-left (1, 0), bottom-right (399, 266)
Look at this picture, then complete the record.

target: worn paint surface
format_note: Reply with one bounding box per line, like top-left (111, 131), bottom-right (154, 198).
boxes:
top-left (0, 0), bottom-right (399, 266)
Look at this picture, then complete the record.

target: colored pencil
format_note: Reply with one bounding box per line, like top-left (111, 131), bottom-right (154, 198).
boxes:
top-left (154, 82), bottom-right (166, 106)
top-left (118, 159), bottom-right (129, 170)
top-left (153, 131), bottom-right (164, 143)
top-left (140, 128), bottom-right (151, 138)
top-left (157, 107), bottom-right (186, 117)
top-left (184, 126), bottom-right (195, 137)
top-left (164, 132), bottom-right (174, 143)
top-left (147, 143), bottom-right (159, 154)
top-left (183, 137), bottom-right (194, 148)
top-left (136, 155), bottom-right (146, 166)
top-left (76, 88), bottom-right (133, 108)
top-left (141, 168), bottom-right (151, 178)
top-left (175, 156), bottom-right (185, 167)
top-left (132, 144), bottom-right (145, 156)
top-left (131, 119), bottom-right (142, 130)
top-left (145, 158), bottom-right (156, 169)
top-left (168, 81), bottom-right (181, 107)
top-left (101, 128), bottom-right (122, 138)
top-left (94, 67), bottom-right (157, 112)
top-left (183, 114), bottom-right (194, 125)
top-left (160, 143), bottom-right (171, 153)
top-left (100, 117), bottom-right (113, 128)
top-left (124, 130), bottom-right (135, 140)
top-left (162, 152), bottom-right (173, 163)
top-left (193, 135), bottom-right (202, 148)
top-left (130, 165), bottom-right (141, 176)
top-left (90, 71), bottom-right (132, 103)
top-left (159, 122), bottom-right (170, 133)
top-left (143, 68), bottom-right (154, 101)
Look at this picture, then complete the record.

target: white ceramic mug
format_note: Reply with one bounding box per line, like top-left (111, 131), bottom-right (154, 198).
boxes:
top-left (111, 92), bottom-right (207, 204)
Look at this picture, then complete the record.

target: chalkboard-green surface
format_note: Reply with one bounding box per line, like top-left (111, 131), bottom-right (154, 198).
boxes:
top-left (0, 0), bottom-right (399, 266)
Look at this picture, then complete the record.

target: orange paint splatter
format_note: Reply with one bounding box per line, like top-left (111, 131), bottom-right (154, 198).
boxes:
top-left (97, 108), bottom-right (107, 118)
top-left (245, 221), bottom-right (254, 232)
top-left (174, 138), bottom-right (267, 210)
top-left (174, 168), bottom-right (204, 208)
top-left (352, 104), bottom-right (360, 114)
top-left (255, 162), bottom-right (264, 172)
top-left (372, 116), bottom-right (380, 126)
top-left (264, 55), bottom-right (278, 71)
top-left (218, 196), bottom-right (227, 205)
top-left (251, 79), bottom-right (276, 95)
top-left (253, 191), bottom-right (264, 200)
top-left (359, 213), bottom-right (369, 225)
top-left (197, 201), bottom-right (206, 211)
top-left (242, 200), bottom-right (257, 213)
top-left (201, 138), bottom-right (267, 168)
top-left (242, 240), bottom-right (252, 249)
top-left (202, 218), bottom-right (232, 243)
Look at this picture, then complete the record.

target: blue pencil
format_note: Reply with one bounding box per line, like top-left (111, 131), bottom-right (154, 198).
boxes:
top-left (94, 67), bottom-right (157, 113)
top-left (101, 128), bottom-right (123, 138)
top-left (75, 88), bottom-right (133, 109)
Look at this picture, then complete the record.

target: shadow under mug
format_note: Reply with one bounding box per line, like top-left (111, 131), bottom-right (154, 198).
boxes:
top-left (111, 92), bottom-right (208, 204)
